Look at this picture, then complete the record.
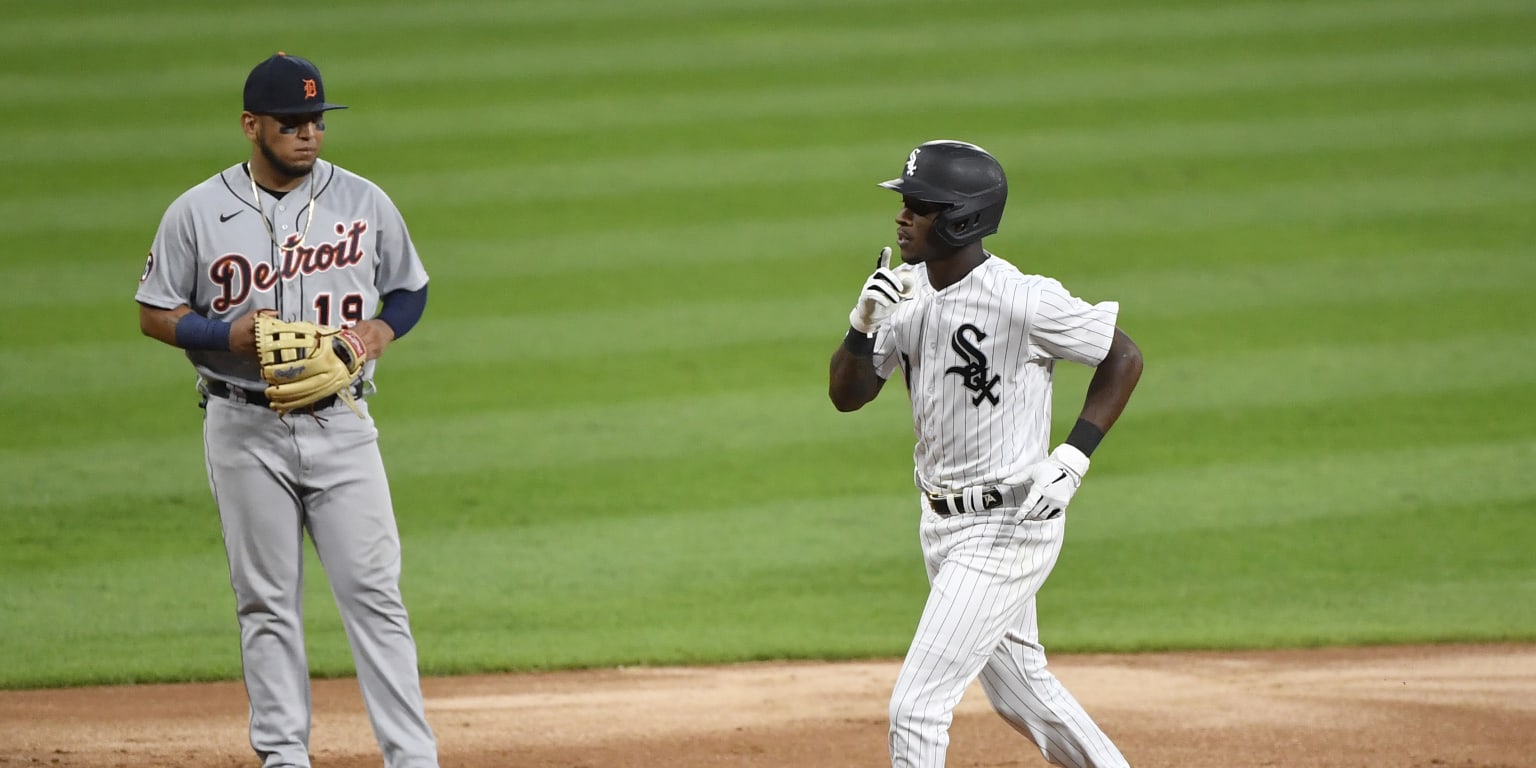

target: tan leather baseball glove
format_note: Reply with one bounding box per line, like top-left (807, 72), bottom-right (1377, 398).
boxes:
top-left (254, 314), bottom-right (367, 416)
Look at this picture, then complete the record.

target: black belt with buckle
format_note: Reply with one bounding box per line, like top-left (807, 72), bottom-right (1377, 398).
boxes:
top-left (204, 380), bottom-right (361, 411)
top-left (927, 487), bottom-right (1004, 517)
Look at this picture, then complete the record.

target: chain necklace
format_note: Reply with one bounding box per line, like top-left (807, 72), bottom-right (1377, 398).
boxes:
top-left (248, 163), bottom-right (317, 250)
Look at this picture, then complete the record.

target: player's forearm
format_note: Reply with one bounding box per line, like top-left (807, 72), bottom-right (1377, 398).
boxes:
top-left (351, 318), bottom-right (396, 360)
top-left (138, 304), bottom-right (191, 347)
top-left (828, 330), bottom-right (884, 411)
top-left (1075, 328), bottom-right (1143, 440)
top-left (140, 304), bottom-right (261, 357)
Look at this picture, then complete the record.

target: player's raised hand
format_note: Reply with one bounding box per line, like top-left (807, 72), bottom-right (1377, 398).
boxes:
top-left (849, 247), bottom-right (917, 335)
top-left (1005, 444), bottom-right (1091, 523)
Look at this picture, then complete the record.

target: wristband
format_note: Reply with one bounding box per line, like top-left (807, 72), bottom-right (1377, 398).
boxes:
top-left (842, 326), bottom-right (874, 357)
top-left (1064, 418), bottom-right (1105, 457)
top-left (174, 313), bottom-right (233, 351)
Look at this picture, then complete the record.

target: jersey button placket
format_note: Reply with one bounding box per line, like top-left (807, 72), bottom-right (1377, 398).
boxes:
top-left (926, 299), bottom-right (941, 395)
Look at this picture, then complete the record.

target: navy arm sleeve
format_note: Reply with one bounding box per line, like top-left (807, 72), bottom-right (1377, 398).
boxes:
top-left (377, 284), bottom-right (428, 339)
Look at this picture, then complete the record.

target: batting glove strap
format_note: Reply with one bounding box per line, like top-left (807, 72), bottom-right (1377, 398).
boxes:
top-left (1011, 444), bottom-right (1092, 523)
top-left (1051, 444), bottom-right (1091, 480)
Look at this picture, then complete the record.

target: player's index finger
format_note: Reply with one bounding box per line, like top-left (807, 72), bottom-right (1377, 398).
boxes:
top-left (877, 246), bottom-right (891, 270)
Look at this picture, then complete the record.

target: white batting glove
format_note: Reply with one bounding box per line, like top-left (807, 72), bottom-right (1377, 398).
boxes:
top-left (1005, 444), bottom-right (1091, 523)
top-left (849, 247), bottom-right (917, 335)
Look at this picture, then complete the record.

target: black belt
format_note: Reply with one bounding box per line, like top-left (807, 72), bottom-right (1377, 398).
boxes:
top-left (204, 380), bottom-right (362, 411)
top-left (926, 487), bottom-right (1004, 517)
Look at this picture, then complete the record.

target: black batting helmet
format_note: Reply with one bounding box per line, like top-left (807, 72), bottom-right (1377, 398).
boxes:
top-left (878, 140), bottom-right (1007, 247)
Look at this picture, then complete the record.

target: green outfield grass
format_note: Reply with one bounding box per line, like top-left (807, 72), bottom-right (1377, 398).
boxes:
top-left (2, 0), bottom-right (1534, 688)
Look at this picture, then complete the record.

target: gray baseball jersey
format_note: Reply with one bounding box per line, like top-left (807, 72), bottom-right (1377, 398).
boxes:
top-left (136, 159), bottom-right (428, 390)
top-left (872, 254), bottom-right (1129, 768)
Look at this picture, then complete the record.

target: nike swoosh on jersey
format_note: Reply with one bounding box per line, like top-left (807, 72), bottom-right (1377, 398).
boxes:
top-left (219, 211), bottom-right (244, 223)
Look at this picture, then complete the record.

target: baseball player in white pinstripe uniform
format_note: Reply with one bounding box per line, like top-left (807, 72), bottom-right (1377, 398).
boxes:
top-left (829, 140), bottom-right (1145, 768)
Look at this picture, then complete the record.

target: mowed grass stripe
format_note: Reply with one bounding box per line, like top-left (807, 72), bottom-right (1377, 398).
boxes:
top-left (1130, 334), bottom-right (1536, 415)
top-left (6, 151), bottom-right (1533, 240)
top-left (1001, 169), bottom-right (1533, 240)
top-left (3, 489), bottom-right (926, 686)
top-left (7, 437), bottom-right (1532, 683)
top-left (4, 33), bottom-right (1530, 135)
top-left (0, 428), bottom-right (917, 568)
top-left (0, 0), bottom-right (901, 51)
top-left (10, 178), bottom-right (1503, 292)
top-left (367, 44), bottom-right (1531, 132)
top-left (384, 283), bottom-right (1535, 366)
top-left (16, 502), bottom-right (1532, 685)
top-left (7, 317), bottom-right (1536, 450)
top-left (2, 245), bottom-right (1530, 395)
top-left (4, 239), bottom-right (1531, 397)
top-left (8, 0), bottom-right (1532, 53)
top-left (415, 197), bottom-right (1528, 280)
top-left (1043, 498), bottom-right (1536, 650)
top-left (9, 436), bottom-right (1531, 590)
top-left (7, 333), bottom-right (1536, 506)
top-left (1110, 382), bottom-right (1536, 476)
top-left (0, 389), bottom-right (889, 508)
top-left (426, 242), bottom-right (1532, 320)
top-left (18, 85), bottom-right (1536, 172)
top-left (7, 0), bottom-right (1530, 89)
top-left (13, 303), bottom-right (1536, 450)
top-left (1053, 437), bottom-right (1536, 539)
top-left (1083, 247), bottom-right (1535, 319)
top-left (334, 339), bottom-right (1536, 427)
top-left (251, 165), bottom-right (1536, 250)
top-left (375, 132), bottom-right (1535, 208)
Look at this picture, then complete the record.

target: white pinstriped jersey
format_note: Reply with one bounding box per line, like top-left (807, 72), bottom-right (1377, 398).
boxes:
top-left (135, 159), bottom-right (428, 390)
top-left (872, 254), bottom-right (1117, 495)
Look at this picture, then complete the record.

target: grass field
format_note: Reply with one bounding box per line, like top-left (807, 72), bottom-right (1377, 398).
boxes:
top-left (2, 0), bottom-right (1534, 689)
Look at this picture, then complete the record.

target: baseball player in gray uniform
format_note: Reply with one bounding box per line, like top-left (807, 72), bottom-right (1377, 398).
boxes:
top-left (135, 53), bottom-right (437, 768)
top-left (829, 140), bottom-right (1145, 768)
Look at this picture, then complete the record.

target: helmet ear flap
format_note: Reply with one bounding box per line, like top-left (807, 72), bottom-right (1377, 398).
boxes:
top-left (935, 205), bottom-right (985, 247)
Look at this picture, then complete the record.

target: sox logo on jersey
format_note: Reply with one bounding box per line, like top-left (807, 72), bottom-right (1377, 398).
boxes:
top-left (944, 324), bottom-right (1001, 406)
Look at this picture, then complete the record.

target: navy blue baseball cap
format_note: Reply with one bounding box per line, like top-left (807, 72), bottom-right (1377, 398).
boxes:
top-left (243, 52), bottom-right (348, 115)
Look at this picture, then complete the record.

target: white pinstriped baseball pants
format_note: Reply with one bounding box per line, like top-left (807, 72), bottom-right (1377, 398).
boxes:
top-left (888, 499), bottom-right (1129, 768)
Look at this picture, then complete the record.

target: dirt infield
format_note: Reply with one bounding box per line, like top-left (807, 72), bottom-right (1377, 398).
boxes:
top-left (3, 644), bottom-right (1532, 767)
